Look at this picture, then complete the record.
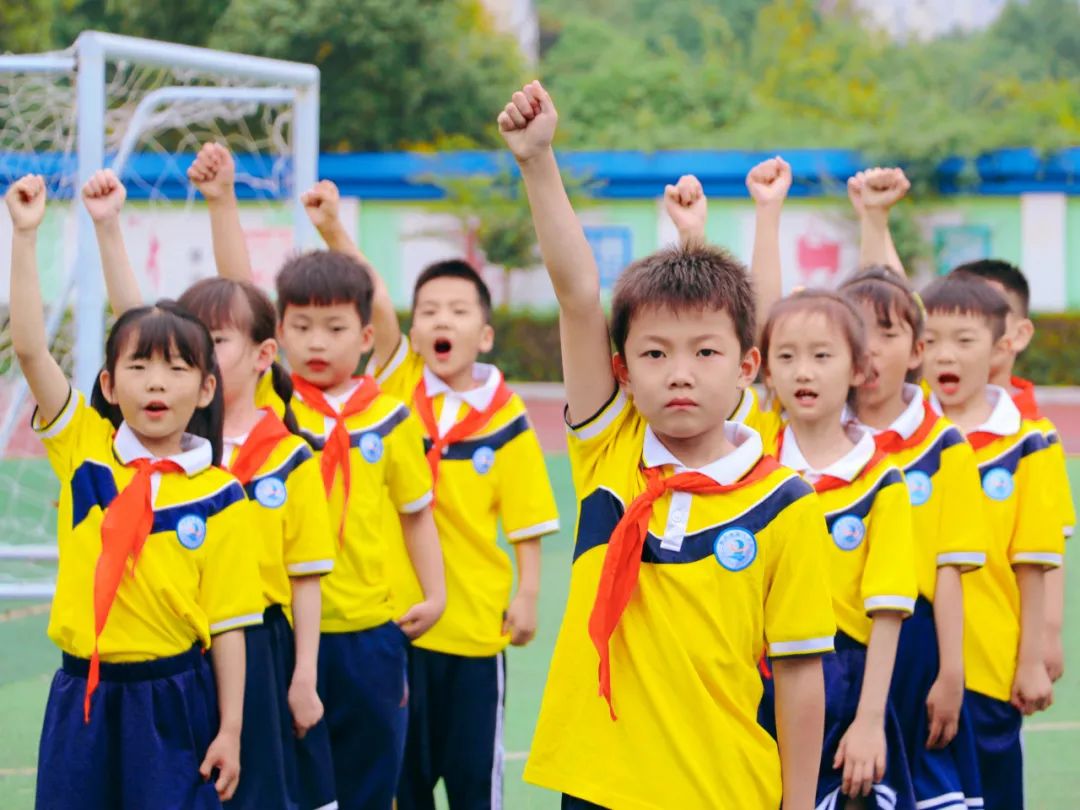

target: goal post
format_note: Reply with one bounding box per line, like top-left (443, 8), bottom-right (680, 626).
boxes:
top-left (0, 31), bottom-right (320, 598)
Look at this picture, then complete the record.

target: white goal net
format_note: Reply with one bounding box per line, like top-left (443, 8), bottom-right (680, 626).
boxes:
top-left (0, 32), bottom-right (319, 598)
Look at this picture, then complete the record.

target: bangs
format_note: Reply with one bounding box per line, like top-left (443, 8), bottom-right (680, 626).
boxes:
top-left (179, 278), bottom-right (252, 333)
top-left (921, 275), bottom-right (1009, 340)
top-left (845, 278), bottom-right (919, 332)
top-left (108, 305), bottom-right (212, 373)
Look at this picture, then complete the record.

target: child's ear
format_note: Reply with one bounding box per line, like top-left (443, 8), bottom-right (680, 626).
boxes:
top-left (991, 333), bottom-right (1013, 370)
top-left (359, 322), bottom-right (376, 354)
top-left (98, 369), bottom-right (117, 404)
top-left (612, 353), bottom-right (630, 387)
top-left (255, 338), bottom-right (277, 374)
top-left (908, 338), bottom-right (925, 371)
top-left (738, 346), bottom-right (761, 390)
top-left (1012, 317), bottom-right (1034, 354)
top-left (479, 323), bottom-right (494, 354)
top-left (197, 371), bottom-right (217, 409)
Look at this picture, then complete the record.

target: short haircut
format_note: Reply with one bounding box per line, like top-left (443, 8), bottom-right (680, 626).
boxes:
top-left (920, 274), bottom-right (1010, 341)
top-left (610, 244), bottom-right (756, 357)
top-left (760, 289), bottom-right (869, 379)
top-left (275, 250), bottom-right (373, 323)
top-left (840, 266), bottom-right (924, 343)
top-left (412, 259), bottom-right (493, 323)
top-left (950, 259), bottom-right (1030, 316)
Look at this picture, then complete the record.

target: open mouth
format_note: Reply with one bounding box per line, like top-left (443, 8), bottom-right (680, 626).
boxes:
top-left (794, 388), bottom-right (818, 405)
top-left (306, 359), bottom-right (329, 373)
top-left (937, 372), bottom-right (960, 395)
top-left (144, 400), bottom-right (169, 418)
top-left (433, 338), bottom-right (452, 360)
top-left (862, 367), bottom-right (880, 387)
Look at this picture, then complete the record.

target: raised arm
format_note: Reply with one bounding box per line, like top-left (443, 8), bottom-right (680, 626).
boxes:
top-left (500, 81), bottom-right (614, 423)
top-left (301, 180), bottom-right (401, 370)
top-left (852, 167), bottom-right (910, 275)
top-left (82, 169), bottom-right (142, 316)
top-left (746, 156), bottom-right (792, 335)
top-left (188, 143), bottom-right (254, 283)
top-left (664, 174), bottom-right (707, 247)
top-left (5, 176), bottom-right (69, 423)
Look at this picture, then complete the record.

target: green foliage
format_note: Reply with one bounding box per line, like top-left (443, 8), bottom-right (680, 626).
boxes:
top-left (52, 0), bottom-right (227, 48)
top-left (1016, 314), bottom-right (1080, 386)
top-left (1, 0), bottom-right (56, 53)
top-left (210, 0), bottom-right (525, 151)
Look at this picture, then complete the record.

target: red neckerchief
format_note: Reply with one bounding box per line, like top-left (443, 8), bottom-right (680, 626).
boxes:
top-left (873, 399), bottom-right (939, 455)
top-left (291, 374), bottom-right (381, 541)
top-left (412, 376), bottom-right (513, 489)
top-left (1010, 376), bottom-right (1041, 421)
top-left (589, 456), bottom-right (780, 720)
top-left (226, 409), bottom-right (291, 485)
top-left (90, 457), bottom-right (184, 721)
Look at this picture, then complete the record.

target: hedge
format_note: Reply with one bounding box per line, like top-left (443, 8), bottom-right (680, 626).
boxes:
top-left (468, 311), bottom-right (1080, 385)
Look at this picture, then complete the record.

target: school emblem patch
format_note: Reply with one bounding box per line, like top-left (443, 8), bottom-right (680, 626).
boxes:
top-left (176, 514), bottom-right (207, 550)
top-left (472, 446), bottom-right (495, 475)
top-left (713, 527), bottom-right (757, 571)
top-left (982, 466), bottom-right (1014, 501)
top-left (905, 471), bottom-right (932, 507)
top-left (254, 476), bottom-right (287, 509)
top-left (359, 432), bottom-right (383, 463)
top-left (831, 515), bottom-right (865, 551)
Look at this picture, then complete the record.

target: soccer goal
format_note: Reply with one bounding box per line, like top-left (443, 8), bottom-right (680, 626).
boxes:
top-left (0, 31), bottom-right (320, 598)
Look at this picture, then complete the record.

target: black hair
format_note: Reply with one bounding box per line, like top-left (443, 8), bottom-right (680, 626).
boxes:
top-left (179, 277), bottom-right (299, 434)
top-left (920, 274), bottom-right (1011, 341)
top-left (840, 266), bottom-right (924, 383)
top-left (276, 249), bottom-right (374, 323)
top-left (950, 259), bottom-right (1030, 316)
top-left (412, 259), bottom-right (493, 323)
top-left (91, 301), bottom-right (225, 465)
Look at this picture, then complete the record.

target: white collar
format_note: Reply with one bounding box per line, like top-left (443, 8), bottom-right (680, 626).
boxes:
top-left (113, 422), bottom-right (213, 475)
top-left (422, 363), bottom-right (503, 412)
top-left (928, 384), bottom-right (1021, 436)
top-left (780, 423), bottom-right (876, 482)
top-left (642, 422), bottom-right (763, 485)
top-left (730, 387), bottom-right (756, 424)
top-left (886, 383), bottom-right (926, 439)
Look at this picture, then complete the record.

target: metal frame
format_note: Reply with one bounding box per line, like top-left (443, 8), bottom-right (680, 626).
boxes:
top-left (0, 32), bottom-right (320, 599)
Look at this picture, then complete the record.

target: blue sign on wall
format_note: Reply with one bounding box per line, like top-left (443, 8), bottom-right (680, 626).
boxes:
top-left (585, 225), bottom-right (633, 292)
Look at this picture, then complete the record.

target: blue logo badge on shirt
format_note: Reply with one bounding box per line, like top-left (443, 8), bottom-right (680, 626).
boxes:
top-left (359, 432), bottom-right (383, 463)
top-left (176, 514), bottom-right (207, 550)
top-left (714, 527), bottom-right (757, 572)
top-left (472, 446), bottom-right (495, 475)
top-left (905, 470), bottom-right (932, 507)
top-left (254, 476), bottom-right (287, 509)
top-left (982, 466), bottom-right (1014, 501)
top-left (831, 515), bottom-right (865, 551)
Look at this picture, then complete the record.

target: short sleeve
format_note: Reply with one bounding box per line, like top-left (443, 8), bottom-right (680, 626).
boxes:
top-left (199, 485), bottom-right (265, 634)
top-left (495, 408), bottom-right (560, 542)
top-left (935, 438), bottom-right (989, 569)
top-left (745, 394), bottom-right (784, 457)
top-left (1046, 436), bottom-right (1075, 538)
top-left (385, 409), bottom-right (435, 514)
top-left (861, 472), bottom-right (918, 616)
top-left (565, 387), bottom-right (641, 493)
top-left (763, 488), bottom-right (836, 658)
top-left (1010, 444), bottom-right (1065, 567)
top-left (32, 388), bottom-right (114, 481)
top-left (372, 336), bottom-right (425, 402)
top-left (282, 453), bottom-right (336, 576)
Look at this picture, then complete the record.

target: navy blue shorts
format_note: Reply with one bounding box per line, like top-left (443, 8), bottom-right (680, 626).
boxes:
top-left (36, 645), bottom-right (221, 810)
top-left (966, 690), bottom-right (1023, 810)
top-left (397, 648), bottom-right (506, 810)
top-left (890, 597), bottom-right (983, 810)
top-left (759, 632), bottom-right (916, 810)
top-left (304, 621), bottom-right (408, 810)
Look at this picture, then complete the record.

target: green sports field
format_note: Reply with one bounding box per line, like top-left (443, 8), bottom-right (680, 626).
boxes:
top-left (2, 456), bottom-right (1080, 808)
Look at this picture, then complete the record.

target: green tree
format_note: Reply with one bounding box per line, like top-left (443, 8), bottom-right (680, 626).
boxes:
top-left (1, 0), bottom-right (56, 53)
top-left (210, 0), bottom-right (525, 152)
top-left (51, 0), bottom-right (228, 49)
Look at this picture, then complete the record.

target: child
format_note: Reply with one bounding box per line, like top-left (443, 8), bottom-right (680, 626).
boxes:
top-left (840, 268), bottom-right (985, 810)
top-left (503, 80), bottom-right (835, 810)
top-left (301, 180), bottom-right (560, 810)
top-left (188, 144), bottom-right (449, 809)
top-left (949, 258), bottom-right (1074, 683)
top-left (757, 290), bottom-right (919, 810)
top-left (6, 174), bottom-right (263, 808)
top-left (84, 162), bottom-right (339, 810)
top-left (921, 274), bottom-right (1061, 810)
